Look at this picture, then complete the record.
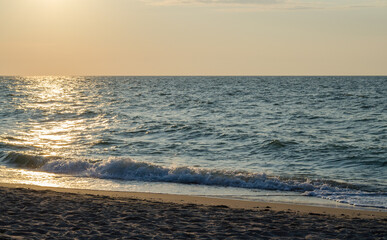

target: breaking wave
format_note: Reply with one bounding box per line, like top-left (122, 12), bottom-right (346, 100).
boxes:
top-left (1, 151), bottom-right (386, 208)
top-left (0, 152), bottom-right (48, 168)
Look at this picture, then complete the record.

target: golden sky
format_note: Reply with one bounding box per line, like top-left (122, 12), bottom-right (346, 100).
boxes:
top-left (1, 0), bottom-right (386, 75)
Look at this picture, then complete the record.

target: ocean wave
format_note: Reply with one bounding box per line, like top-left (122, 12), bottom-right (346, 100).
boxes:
top-left (0, 152), bottom-right (354, 191)
top-left (0, 152), bottom-right (321, 191)
top-left (1, 151), bottom-right (385, 208)
top-left (0, 152), bottom-right (48, 168)
top-left (43, 158), bottom-right (320, 192)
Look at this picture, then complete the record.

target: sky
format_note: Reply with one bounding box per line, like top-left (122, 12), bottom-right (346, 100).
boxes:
top-left (0, 0), bottom-right (386, 76)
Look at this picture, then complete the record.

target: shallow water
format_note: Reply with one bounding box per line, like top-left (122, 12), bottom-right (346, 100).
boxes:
top-left (0, 76), bottom-right (386, 208)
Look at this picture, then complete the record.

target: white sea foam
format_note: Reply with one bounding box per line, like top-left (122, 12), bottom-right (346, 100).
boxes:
top-left (42, 157), bottom-right (306, 190)
top-left (2, 151), bottom-right (385, 208)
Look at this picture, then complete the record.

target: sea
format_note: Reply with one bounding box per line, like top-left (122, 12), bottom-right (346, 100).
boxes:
top-left (0, 76), bottom-right (386, 210)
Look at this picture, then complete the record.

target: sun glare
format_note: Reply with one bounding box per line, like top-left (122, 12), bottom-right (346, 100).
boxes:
top-left (4, 77), bottom-right (97, 157)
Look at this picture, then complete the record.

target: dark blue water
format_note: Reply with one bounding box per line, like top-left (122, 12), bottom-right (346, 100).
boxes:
top-left (0, 76), bottom-right (386, 208)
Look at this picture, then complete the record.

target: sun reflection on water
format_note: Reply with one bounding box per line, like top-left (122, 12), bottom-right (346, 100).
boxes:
top-left (0, 76), bottom-right (108, 186)
top-left (27, 119), bottom-right (87, 156)
top-left (2, 76), bottom-right (106, 158)
top-left (18, 169), bottom-right (61, 188)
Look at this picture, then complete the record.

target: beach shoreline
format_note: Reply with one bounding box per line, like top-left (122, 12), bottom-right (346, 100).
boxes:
top-left (1, 182), bottom-right (386, 219)
top-left (1, 182), bottom-right (386, 239)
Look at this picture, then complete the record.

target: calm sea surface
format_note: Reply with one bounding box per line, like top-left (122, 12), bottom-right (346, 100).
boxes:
top-left (0, 76), bottom-right (386, 209)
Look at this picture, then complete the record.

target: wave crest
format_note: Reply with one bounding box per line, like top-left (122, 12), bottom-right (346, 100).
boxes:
top-left (41, 157), bottom-right (319, 192)
top-left (0, 152), bottom-right (315, 191)
top-left (0, 152), bottom-right (48, 168)
top-left (1, 152), bottom-right (386, 208)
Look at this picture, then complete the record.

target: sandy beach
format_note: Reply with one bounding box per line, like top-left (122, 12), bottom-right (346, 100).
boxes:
top-left (0, 183), bottom-right (386, 239)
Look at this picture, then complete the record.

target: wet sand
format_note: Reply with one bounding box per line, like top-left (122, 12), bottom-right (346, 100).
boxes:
top-left (1, 183), bottom-right (386, 239)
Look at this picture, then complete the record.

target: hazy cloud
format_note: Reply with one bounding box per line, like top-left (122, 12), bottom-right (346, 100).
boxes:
top-left (143, 0), bottom-right (387, 10)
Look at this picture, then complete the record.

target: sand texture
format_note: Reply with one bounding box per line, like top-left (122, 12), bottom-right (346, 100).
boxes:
top-left (0, 184), bottom-right (386, 239)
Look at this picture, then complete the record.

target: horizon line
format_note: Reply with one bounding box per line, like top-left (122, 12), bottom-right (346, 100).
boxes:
top-left (1, 74), bottom-right (387, 77)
